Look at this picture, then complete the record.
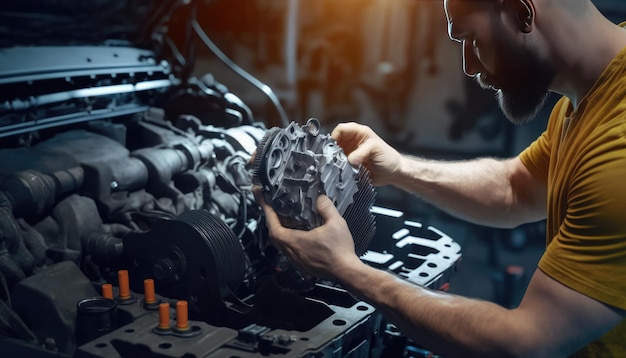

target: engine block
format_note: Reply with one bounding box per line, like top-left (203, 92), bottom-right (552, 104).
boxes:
top-left (0, 41), bottom-right (461, 357)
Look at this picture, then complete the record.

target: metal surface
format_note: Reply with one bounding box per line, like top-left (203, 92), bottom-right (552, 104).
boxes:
top-left (75, 283), bottom-right (377, 358)
top-left (123, 209), bottom-right (248, 326)
top-left (364, 206), bottom-right (462, 289)
top-left (0, 46), bottom-right (177, 138)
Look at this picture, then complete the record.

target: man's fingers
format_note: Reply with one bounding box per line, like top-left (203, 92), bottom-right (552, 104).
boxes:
top-left (252, 186), bottom-right (265, 206)
top-left (316, 195), bottom-right (340, 222)
top-left (331, 122), bottom-right (362, 153)
top-left (347, 138), bottom-right (377, 168)
top-left (330, 122), bottom-right (353, 141)
top-left (248, 149), bottom-right (257, 165)
top-left (252, 186), bottom-right (283, 230)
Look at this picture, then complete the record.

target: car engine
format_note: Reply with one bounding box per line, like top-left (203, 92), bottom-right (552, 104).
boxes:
top-left (0, 1), bottom-right (461, 357)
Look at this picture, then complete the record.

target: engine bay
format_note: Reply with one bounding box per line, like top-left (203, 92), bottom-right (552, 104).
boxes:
top-left (0, 1), bottom-right (461, 356)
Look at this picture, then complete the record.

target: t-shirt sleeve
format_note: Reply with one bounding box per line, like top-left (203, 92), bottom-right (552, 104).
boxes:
top-left (518, 97), bottom-right (568, 184)
top-left (519, 131), bottom-right (550, 184)
top-left (539, 122), bottom-right (626, 310)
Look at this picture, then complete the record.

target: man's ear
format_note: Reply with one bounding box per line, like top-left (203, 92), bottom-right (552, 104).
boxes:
top-left (506, 0), bottom-right (535, 33)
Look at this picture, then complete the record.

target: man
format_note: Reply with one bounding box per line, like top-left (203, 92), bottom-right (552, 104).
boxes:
top-left (254, 0), bottom-right (626, 356)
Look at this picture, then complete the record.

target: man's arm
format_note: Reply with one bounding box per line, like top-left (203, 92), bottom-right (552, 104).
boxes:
top-left (256, 193), bottom-right (625, 357)
top-left (338, 258), bottom-right (625, 357)
top-left (332, 123), bottom-right (546, 228)
top-left (392, 156), bottom-right (547, 228)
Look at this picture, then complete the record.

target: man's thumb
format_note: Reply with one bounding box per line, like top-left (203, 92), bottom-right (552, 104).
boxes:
top-left (316, 195), bottom-right (338, 221)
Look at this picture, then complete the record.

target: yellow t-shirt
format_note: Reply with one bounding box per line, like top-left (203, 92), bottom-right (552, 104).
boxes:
top-left (519, 44), bottom-right (626, 355)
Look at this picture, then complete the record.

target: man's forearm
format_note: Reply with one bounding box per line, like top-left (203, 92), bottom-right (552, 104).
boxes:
top-left (339, 262), bottom-right (529, 357)
top-left (391, 155), bottom-right (532, 228)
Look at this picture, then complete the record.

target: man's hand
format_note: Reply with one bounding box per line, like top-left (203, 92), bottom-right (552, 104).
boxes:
top-left (331, 122), bottom-right (404, 186)
top-left (253, 187), bottom-right (361, 280)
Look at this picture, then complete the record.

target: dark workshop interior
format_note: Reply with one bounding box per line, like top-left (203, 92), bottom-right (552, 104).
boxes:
top-left (1, 1), bottom-right (626, 357)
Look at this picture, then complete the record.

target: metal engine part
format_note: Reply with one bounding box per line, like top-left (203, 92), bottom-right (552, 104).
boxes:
top-left (253, 118), bottom-right (376, 255)
top-left (365, 206), bottom-right (462, 289)
top-left (123, 209), bottom-right (247, 326)
top-left (0, 108), bottom-right (461, 357)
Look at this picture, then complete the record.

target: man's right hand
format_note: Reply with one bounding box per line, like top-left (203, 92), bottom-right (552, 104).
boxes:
top-left (331, 122), bottom-right (404, 186)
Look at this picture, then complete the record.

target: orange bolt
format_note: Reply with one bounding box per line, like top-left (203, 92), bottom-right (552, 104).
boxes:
top-left (158, 302), bottom-right (171, 330)
top-left (118, 270), bottom-right (131, 300)
top-left (144, 279), bottom-right (156, 304)
top-left (175, 300), bottom-right (189, 331)
top-left (101, 283), bottom-right (113, 300)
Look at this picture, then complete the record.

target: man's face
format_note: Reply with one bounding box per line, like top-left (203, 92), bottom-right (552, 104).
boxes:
top-left (444, 0), bottom-right (556, 124)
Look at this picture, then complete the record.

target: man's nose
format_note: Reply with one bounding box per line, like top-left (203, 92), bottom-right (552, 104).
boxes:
top-left (462, 40), bottom-right (480, 77)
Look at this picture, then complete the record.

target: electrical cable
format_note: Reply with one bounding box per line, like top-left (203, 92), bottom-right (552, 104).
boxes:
top-left (191, 19), bottom-right (290, 127)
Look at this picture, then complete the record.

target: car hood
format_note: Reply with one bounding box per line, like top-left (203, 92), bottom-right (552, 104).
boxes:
top-left (0, 0), bottom-right (180, 48)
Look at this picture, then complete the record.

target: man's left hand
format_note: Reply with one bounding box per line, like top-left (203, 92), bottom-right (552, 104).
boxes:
top-left (253, 187), bottom-right (361, 280)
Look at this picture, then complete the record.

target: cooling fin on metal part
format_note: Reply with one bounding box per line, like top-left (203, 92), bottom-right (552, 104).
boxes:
top-left (252, 118), bottom-right (376, 255)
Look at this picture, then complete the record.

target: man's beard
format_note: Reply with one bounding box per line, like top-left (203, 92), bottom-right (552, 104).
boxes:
top-left (497, 85), bottom-right (550, 125)
top-left (482, 22), bottom-right (555, 125)
top-left (476, 72), bottom-right (551, 125)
